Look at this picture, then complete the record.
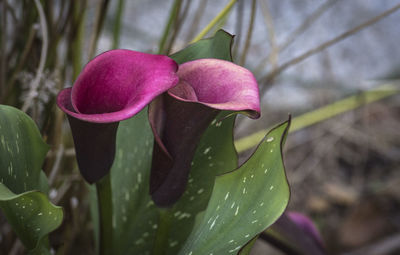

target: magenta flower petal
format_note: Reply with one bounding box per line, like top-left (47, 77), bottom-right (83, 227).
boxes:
top-left (169, 59), bottom-right (260, 118)
top-left (57, 50), bottom-right (179, 183)
top-left (150, 59), bottom-right (260, 207)
top-left (58, 49), bottom-right (179, 123)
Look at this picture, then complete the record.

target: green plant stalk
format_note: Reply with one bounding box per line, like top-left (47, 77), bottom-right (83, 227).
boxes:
top-left (112, 0), bottom-right (125, 49)
top-left (152, 209), bottom-right (172, 255)
top-left (96, 174), bottom-right (113, 255)
top-left (239, 0), bottom-right (256, 66)
top-left (190, 0), bottom-right (237, 44)
top-left (72, 2), bottom-right (85, 80)
top-left (158, 0), bottom-right (182, 54)
top-left (211, 6), bottom-right (230, 35)
top-left (0, 0), bottom-right (7, 100)
top-left (235, 83), bottom-right (400, 153)
top-left (88, 0), bottom-right (110, 59)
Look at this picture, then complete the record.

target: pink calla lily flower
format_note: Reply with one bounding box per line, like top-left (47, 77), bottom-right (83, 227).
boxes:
top-left (57, 49), bottom-right (179, 183)
top-left (149, 58), bottom-right (260, 207)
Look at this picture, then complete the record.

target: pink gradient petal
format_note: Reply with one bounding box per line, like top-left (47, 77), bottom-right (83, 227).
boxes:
top-left (168, 58), bottom-right (260, 118)
top-left (57, 49), bottom-right (179, 123)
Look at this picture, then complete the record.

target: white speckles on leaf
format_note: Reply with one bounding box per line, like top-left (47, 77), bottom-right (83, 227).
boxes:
top-left (178, 212), bottom-right (191, 220)
top-left (266, 137), bottom-right (274, 142)
top-left (224, 192), bottom-right (229, 200)
top-left (209, 215), bottom-right (219, 230)
top-left (134, 238), bottom-right (145, 245)
top-left (229, 246), bottom-right (241, 253)
top-left (197, 188), bottom-right (204, 194)
top-left (1, 135), bottom-right (5, 148)
top-left (203, 147), bottom-right (211, 154)
top-left (169, 240), bottom-right (179, 247)
top-left (146, 200), bottom-right (154, 208)
top-left (15, 141), bottom-right (20, 153)
top-left (235, 206), bottom-right (239, 216)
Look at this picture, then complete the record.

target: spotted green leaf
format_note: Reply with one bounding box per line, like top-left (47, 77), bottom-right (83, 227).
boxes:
top-left (108, 109), bottom-right (157, 255)
top-left (165, 113), bottom-right (237, 254)
top-left (0, 183), bottom-right (63, 253)
top-left (179, 120), bottom-right (291, 255)
top-left (0, 105), bottom-right (63, 253)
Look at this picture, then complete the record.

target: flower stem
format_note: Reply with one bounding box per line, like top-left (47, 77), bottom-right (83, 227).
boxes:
top-left (152, 209), bottom-right (172, 255)
top-left (158, 0), bottom-right (182, 55)
top-left (96, 174), bottom-right (113, 255)
top-left (190, 0), bottom-right (237, 44)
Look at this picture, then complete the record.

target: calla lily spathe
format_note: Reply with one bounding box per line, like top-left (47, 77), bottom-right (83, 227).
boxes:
top-left (149, 58), bottom-right (260, 206)
top-left (57, 49), bottom-right (179, 183)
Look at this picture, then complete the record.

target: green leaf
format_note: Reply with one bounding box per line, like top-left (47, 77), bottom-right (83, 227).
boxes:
top-left (0, 105), bottom-right (63, 252)
top-left (0, 105), bottom-right (49, 193)
top-left (178, 120), bottom-right (291, 255)
top-left (170, 29), bottom-right (233, 64)
top-left (109, 108), bottom-right (159, 255)
top-left (0, 183), bottom-right (63, 252)
top-left (165, 113), bottom-right (238, 254)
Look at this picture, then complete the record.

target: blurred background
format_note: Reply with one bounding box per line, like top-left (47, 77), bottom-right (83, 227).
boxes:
top-left (1, 0), bottom-right (400, 254)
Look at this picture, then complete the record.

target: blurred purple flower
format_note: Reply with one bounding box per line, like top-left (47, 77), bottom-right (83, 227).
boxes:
top-left (149, 58), bottom-right (260, 207)
top-left (288, 212), bottom-right (324, 246)
top-left (57, 49), bottom-right (179, 183)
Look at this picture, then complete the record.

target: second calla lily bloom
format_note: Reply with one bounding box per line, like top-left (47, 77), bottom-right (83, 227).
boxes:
top-left (57, 49), bottom-right (179, 183)
top-left (149, 58), bottom-right (260, 207)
